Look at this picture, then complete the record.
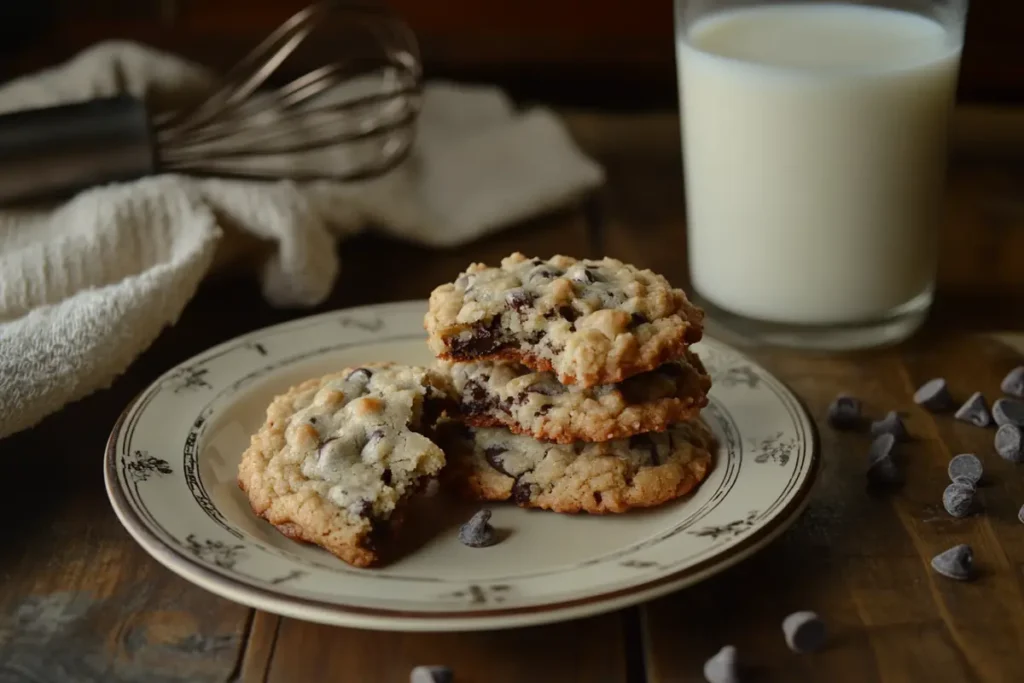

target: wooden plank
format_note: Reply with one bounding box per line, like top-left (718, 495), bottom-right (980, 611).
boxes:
top-left (236, 612), bottom-right (280, 683)
top-left (642, 340), bottom-right (1024, 682)
top-left (265, 615), bottom-right (627, 683)
top-left (0, 405), bottom-right (251, 683)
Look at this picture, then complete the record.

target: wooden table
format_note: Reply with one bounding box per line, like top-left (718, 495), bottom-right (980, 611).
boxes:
top-left (2, 107), bottom-right (1024, 683)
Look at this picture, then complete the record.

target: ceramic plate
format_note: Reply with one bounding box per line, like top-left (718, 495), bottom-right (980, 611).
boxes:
top-left (105, 300), bottom-right (819, 631)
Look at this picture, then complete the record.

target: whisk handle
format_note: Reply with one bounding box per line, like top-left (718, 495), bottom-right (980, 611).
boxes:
top-left (0, 95), bottom-right (155, 205)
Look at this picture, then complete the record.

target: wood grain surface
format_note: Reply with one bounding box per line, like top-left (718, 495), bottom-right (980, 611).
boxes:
top-left (1, 107), bottom-right (1023, 682)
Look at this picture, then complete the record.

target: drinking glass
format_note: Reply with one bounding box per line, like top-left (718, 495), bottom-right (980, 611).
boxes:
top-left (674, 0), bottom-right (969, 349)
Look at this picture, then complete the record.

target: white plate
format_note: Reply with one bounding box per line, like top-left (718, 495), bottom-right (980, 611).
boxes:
top-left (105, 300), bottom-right (819, 632)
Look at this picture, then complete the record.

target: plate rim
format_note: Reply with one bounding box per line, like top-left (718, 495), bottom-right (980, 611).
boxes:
top-left (104, 300), bottom-right (820, 631)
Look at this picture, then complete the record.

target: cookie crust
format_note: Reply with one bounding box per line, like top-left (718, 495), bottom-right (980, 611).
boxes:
top-left (444, 350), bottom-right (710, 444)
top-left (237, 363), bottom-right (451, 567)
top-left (439, 420), bottom-right (715, 514)
top-left (425, 253), bottom-right (704, 388)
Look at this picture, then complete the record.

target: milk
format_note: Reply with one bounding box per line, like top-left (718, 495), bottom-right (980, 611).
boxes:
top-left (677, 3), bottom-right (962, 325)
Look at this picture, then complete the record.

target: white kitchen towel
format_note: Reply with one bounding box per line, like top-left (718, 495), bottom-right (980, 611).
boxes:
top-left (0, 41), bottom-right (604, 440)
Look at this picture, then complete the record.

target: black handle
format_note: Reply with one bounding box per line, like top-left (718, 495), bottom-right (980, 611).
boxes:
top-left (0, 95), bottom-right (156, 205)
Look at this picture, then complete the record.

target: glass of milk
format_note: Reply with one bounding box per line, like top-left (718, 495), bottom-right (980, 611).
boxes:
top-left (675, 0), bottom-right (968, 349)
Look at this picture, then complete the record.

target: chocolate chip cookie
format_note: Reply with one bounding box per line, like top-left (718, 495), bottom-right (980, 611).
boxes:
top-left (442, 350), bottom-right (710, 444)
top-left (238, 363), bottom-right (453, 567)
top-left (425, 253), bottom-right (704, 388)
top-left (439, 420), bottom-right (715, 514)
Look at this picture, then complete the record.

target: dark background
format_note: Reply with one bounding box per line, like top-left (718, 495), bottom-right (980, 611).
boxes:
top-left (0, 0), bottom-right (1020, 108)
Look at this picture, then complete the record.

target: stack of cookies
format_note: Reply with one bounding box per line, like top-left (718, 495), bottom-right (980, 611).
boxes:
top-left (426, 252), bottom-right (715, 514)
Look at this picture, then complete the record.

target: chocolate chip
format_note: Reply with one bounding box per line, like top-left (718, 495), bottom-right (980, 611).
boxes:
top-left (535, 404), bottom-right (552, 416)
top-left (558, 305), bottom-right (579, 323)
top-left (866, 434), bottom-right (902, 485)
top-left (381, 468), bottom-right (392, 486)
top-left (571, 267), bottom-right (597, 284)
top-left (995, 424), bottom-right (1023, 463)
top-left (410, 666), bottom-right (454, 683)
top-left (525, 378), bottom-right (564, 396)
top-left (942, 483), bottom-right (975, 517)
top-left (448, 317), bottom-right (507, 357)
top-left (992, 398), bottom-right (1024, 428)
top-left (629, 312), bottom-right (648, 329)
top-left (703, 645), bottom-right (740, 683)
top-left (593, 491), bottom-right (603, 505)
top-left (458, 509), bottom-right (498, 548)
top-left (870, 411), bottom-right (909, 442)
top-left (484, 446), bottom-right (512, 476)
top-left (629, 433), bottom-right (660, 465)
top-left (530, 266), bottom-right (563, 281)
top-left (827, 394), bottom-right (862, 430)
top-left (782, 611), bottom-right (827, 653)
top-left (1001, 366), bottom-right (1024, 398)
top-left (947, 453), bottom-right (983, 485)
top-left (954, 392), bottom-right (991, 427)
top-left (951, 476), bottom-right (977, 491)
top-left (511, 478), bottom-right (534, 505)
top-left (347, 367), bottom-right (373, 383)
top-left (505, 288), bottom-right (533, 310)
top-left (914, 378), bottom-right (954, 412)
top-left (930, 544), bottom-right (973, 581)
top-left (357, 500), bottom-right (374, 517)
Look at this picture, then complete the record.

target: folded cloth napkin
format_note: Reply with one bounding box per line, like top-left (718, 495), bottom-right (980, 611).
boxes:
top-left (0, 41), bottom-right (604, 440)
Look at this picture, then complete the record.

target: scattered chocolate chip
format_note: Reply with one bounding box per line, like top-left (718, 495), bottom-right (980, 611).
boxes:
top-left (381, 468), bottom-right (392, 486)
top-left (410, 665), bottom-right (454, 683)
top-left (942, 483), bottom-right (975, 517)
top-left (947, 453), bottom-right (983, 485)
top-left (870, 411), bottom-right (909, 442)
top-left (914, 378), bottom-right (954, 412)
top-left (1001, 366), bottom-right (1024, 398)
top-left (535, 404), bottom-right (552, 416)
top-left (950, 476), bottom-right (976, 491)
top-left (530, 266), bottom-right (562, 281)
top-left (703, 645), bottom-right (740, 683)
top-left (458, 509), bottom-right (497, 548)
top-left (954, 391), bottom-right (991, 427)
top-left (827, 394), bottom-right (862, 430)
top-left (505, 288), bottom-right (533, 310)
top-left (483, 446), bottom-right (512, 476)
top-left (782, 611), bottom-right (827, 653)
top-left (511, 478), bottom-right (534, 505)
top-left (629, 312), bottom-right (648, 329)
top-left (571, 267), bottom-right (598, 284)
top-left (357, 500), bottom-right (374, 517)
top-left (449, 318), bottom-right (507, 357)
top-left (995, 424), bottom-right (1023, 463)
top-left (867, 434), bottom-right (902, 485)
top-left (309, 416), bottom-right (317, 424)
top-left (593, 491), bottom-right (603, 505)
top-left (930, 544), bottom-right (974, 581)
top-left (992, 398), bottom-right (1024, 428)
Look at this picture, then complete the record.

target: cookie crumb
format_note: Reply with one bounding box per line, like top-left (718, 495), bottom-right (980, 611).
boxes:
top-left (870, 411), bottom-right (908, 442)
top-left (942, 483), bottom-right (975, 518)
top-left (954, 392), bottom-right (991, 428)
top-left (930, 544), bottom-right (973, 581)
top-left (458, 509), bottom-right (498, 548)
top-left (827, 394), bottom-right (862, 430)
top-left (947, 453), bottom-right (983, 486)
top-left (1001, 366), bottom-right (1024, 398)
top-left (782, 611), bottom-right (827, 653)
top-left (995, 424), bottom-right (1023, 463)
top-left (703, 645), bottom-right (740, 683)
top-left (992, 398), bottom-right (1024, 428)
top-left (914, 378), bottom-right (954, 412)
top-left (410, 665), bottom-right (453, 683)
